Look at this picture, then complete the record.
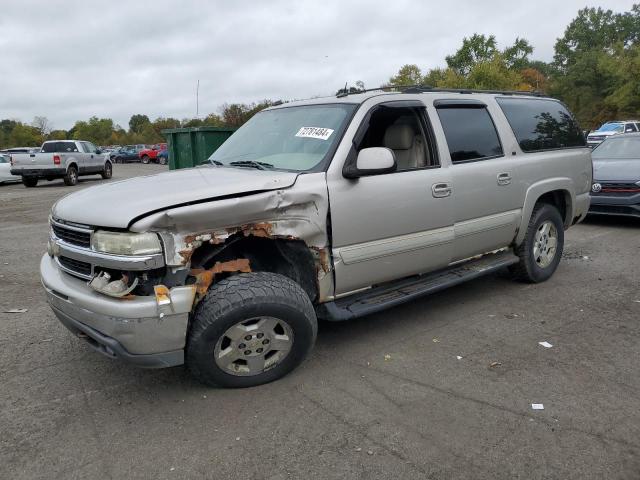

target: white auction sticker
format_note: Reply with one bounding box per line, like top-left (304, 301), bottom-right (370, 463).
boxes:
top-left (295, 127), bottom-right (334, 140)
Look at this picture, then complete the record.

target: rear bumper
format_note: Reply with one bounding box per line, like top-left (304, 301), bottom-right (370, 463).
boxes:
top-left (12, 167), bottom-right (66, 178)
top-left (589, 192), bottom-right (640, 217)
top-left (41, 254), bottom-right (196, 368)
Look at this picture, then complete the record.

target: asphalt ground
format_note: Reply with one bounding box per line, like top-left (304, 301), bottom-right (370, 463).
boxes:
top-left (1, 164), bottom-right (639, 479)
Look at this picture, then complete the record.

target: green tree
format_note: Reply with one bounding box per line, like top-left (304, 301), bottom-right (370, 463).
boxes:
top-left (128, 114), bottom-right (151, 135)
top-left (554, 5), bottom-right (640, 70)
top-left (72, 117), bottom-right (115, 145)
top-left (388, 64), bottom-right (423, 87)
top-left (8, 123), bottom-right (42, 147)
top-left (445, 34), bottom-right (498, 75)
top-left (47, 130), bottom-right (68, 140)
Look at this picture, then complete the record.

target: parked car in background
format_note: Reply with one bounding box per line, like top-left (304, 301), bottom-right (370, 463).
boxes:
top-left (157, 148), bottom-right (168, 165)
top-left (139, 143), bottom-right (167, 164)
top-left (586, 121), bottom-right (640, 148)
top-left (10, 140), bottom-right (112, 187)
top-left (110, 146), bottom-right (141, 163)
top-left (1, 146), bottom-right (40, 154)
top-left (41, 89), bottom-right (591, 387)
top-left (589, 133), bottom-right (640, 217)
top-left (0, 153), bottom-right (21, 183)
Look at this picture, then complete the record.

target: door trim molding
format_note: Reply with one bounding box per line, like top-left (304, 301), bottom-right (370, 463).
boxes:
top-left (454, 209), bottom-right (521, 238)
top-left (336, 226), bottom-right (454, 265)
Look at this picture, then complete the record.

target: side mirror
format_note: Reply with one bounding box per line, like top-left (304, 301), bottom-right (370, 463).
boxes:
top-left (95, 149), bottom-right (102, 154)
top-left (344, 147), bottom-right (396, 178)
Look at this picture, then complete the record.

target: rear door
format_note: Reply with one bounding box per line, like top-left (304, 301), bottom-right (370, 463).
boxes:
top-left (327, 100), bottom-right (454, 295)
top-left (431, 99), bottom-right (523, 261)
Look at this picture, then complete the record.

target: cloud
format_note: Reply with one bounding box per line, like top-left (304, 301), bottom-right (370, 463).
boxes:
top-left (0, 0), bottom-right (635, 129)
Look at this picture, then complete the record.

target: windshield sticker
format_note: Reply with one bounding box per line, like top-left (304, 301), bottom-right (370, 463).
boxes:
top-left (295, 127), bottom-right (334, 141)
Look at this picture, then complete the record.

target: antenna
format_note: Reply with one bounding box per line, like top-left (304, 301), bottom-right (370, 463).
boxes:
top-left (196, 79), bottom-right (200, 118)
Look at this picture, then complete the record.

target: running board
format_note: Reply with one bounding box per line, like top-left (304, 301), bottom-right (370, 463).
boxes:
top-left (318, 250), bottom-right (519, 321)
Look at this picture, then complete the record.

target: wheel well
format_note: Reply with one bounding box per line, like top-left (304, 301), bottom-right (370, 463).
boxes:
top-left (189, 235), bottom-right (319, 302)
top-left (536, 190), bottom-right (571, 226)
top-left (67, 162), bottom-right (78, 171)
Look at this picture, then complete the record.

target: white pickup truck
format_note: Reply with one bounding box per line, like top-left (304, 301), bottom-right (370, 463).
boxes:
top-left (10, 140), bottom-right (113, 187)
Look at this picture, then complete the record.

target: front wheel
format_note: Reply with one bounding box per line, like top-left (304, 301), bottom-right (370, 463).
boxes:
top-left (187, 272), bottom-right (317, 388)
top-left (101, 161), bottom-right (112, 179)
top-left (141, 155), bottom-right (150, 164)
top-left (158, 156), bottom-right (167, 165)
top-left (511, 203), bottom-right (564, 283)
top-left (63, 166), bottom-right (78, 186)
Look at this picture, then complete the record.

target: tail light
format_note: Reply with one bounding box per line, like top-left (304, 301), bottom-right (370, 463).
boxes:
top-left (53, 155), bottom-right (61, 165)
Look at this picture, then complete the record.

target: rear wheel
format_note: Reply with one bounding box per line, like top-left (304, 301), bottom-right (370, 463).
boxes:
top-left (22, 177), bottom-right (38, 188)
top-left (511, 203), bottom-right (564, 283)
top-left (158, 156), bottom-right (167, 165)
top-left (187, 272), bottom-right (317, 388)
top-left (63, 166), bottom-right (78, 186)
top-left (141, 155), bottom-right (150, 164)
top-left (101, 161), bottom-right (112, 179)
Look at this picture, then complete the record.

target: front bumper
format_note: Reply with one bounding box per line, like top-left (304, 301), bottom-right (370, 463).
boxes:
top-left (41, 254), bottom-right (196, 368)
top-left (589, 192), bottom-right (640, 218)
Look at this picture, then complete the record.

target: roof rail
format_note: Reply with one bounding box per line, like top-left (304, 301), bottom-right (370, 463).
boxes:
top-left (335, 84), bottom-right (545, 98)
top-left (400, 85), bottom-right (545, 97)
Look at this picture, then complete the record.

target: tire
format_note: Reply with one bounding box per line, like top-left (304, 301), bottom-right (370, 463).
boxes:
top-left (511, 203), bottom-right (564, 283)
top-left (141, 155), bottom-right (150, 164)
top-left (63, 165), bottom-right (78, 186)
top-left (101, 161), bottom-right (113, 179)
top-left (22, 177), bottom-right (38, 188)
top-left (158, 156), bottom-right (167, 165)
top-left (187, 272), bottom-right (317, 388)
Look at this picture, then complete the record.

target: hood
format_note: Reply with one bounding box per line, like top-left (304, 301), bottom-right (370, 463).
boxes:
top-left (53, 166), bottom-right (299, 229)
top-left (593, 158), bottom-right (640, 182)
top-left (589, 131), bottom-right (619, 138)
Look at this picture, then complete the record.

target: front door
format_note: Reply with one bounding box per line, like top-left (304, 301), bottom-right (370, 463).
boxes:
top-left (327, 101), bottom-right (454, 295)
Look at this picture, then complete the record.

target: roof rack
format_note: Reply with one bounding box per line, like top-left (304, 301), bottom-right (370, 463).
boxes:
top-left (335, 84), bottom-right (545, 98)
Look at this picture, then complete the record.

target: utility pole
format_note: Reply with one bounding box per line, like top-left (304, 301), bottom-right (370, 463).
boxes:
top-left (196, 79), bottom-right (200, 118)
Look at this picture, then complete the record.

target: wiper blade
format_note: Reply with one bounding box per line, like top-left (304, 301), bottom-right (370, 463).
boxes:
top-left (229, 160), bottom-right (274, 170)
top-left (209, 159), bottom-right (223, 166)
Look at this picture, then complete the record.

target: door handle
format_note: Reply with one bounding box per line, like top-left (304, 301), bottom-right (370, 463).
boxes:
top-left (497, 173), bottom-right (512, 186)
top-left (432, 183), bottom-right (452, 198)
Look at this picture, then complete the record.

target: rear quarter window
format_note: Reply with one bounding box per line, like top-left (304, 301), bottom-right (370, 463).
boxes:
top-left (496, 98), bottom-right (586, 152)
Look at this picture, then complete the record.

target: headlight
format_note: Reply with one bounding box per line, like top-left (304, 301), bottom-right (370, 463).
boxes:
top-left (91, 231), bottom-right (162, 255)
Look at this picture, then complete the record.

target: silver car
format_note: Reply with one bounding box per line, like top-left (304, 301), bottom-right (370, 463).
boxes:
top-left (589, 133), bottom-right (640, 217)
top-left (41, 88), bottom-right (592, 387)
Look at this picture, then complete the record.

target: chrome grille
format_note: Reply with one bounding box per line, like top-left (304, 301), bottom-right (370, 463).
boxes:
top-left (58, 256), bottom-right (92, 277)
top-left (51, 224), bottom-right (91, 247)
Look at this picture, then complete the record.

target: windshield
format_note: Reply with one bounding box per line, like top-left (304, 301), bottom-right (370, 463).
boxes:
top-left (596, 123), bottom-right (624, 133)
top-left (593, 137), bottom-right (640, 159)
top-left (209, 104), bottom-right (356, 171)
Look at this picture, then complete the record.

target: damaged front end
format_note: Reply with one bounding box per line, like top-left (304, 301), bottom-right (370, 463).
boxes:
top-left (42, 172), bottom-right (333, 366)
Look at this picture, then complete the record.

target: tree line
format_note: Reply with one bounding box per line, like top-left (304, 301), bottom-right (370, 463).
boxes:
top-left (1, 4), bottom-right (638, 149)
top-left (0, 101), bottom-right (275, 149)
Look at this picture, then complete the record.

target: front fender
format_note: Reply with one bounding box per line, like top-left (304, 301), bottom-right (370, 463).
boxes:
top-left (515, 177), bottom-right (575, 245)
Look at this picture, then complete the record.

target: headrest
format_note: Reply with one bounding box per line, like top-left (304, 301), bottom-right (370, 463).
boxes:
top-left (383, 124), bottom-right (414, 150)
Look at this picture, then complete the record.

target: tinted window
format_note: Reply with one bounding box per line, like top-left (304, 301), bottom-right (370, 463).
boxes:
top-left (496, 98), bottom-right (586, 152)
top-left (436, 106), bottom-right (503, 163)
top-left (624, 123), bottom-right (637, 133)
top-left (0, 155), bottom-right (8, 163)
top-left (42, 141), bottom-right (77, 153)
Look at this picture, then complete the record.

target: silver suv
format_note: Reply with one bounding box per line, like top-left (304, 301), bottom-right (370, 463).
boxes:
top-left (41, 88), bottom-right (592, 387)
top-left (587, 120), bottom-right (640, 148)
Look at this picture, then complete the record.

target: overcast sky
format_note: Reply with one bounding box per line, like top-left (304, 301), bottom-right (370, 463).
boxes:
top-left (0, 0), bottom-right (636, 130)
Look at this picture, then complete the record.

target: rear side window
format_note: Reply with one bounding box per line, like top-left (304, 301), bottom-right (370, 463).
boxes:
top-left (436, 106), bottom-right (503, 163)
top-left (496, 98), bottom-right (586, 152)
